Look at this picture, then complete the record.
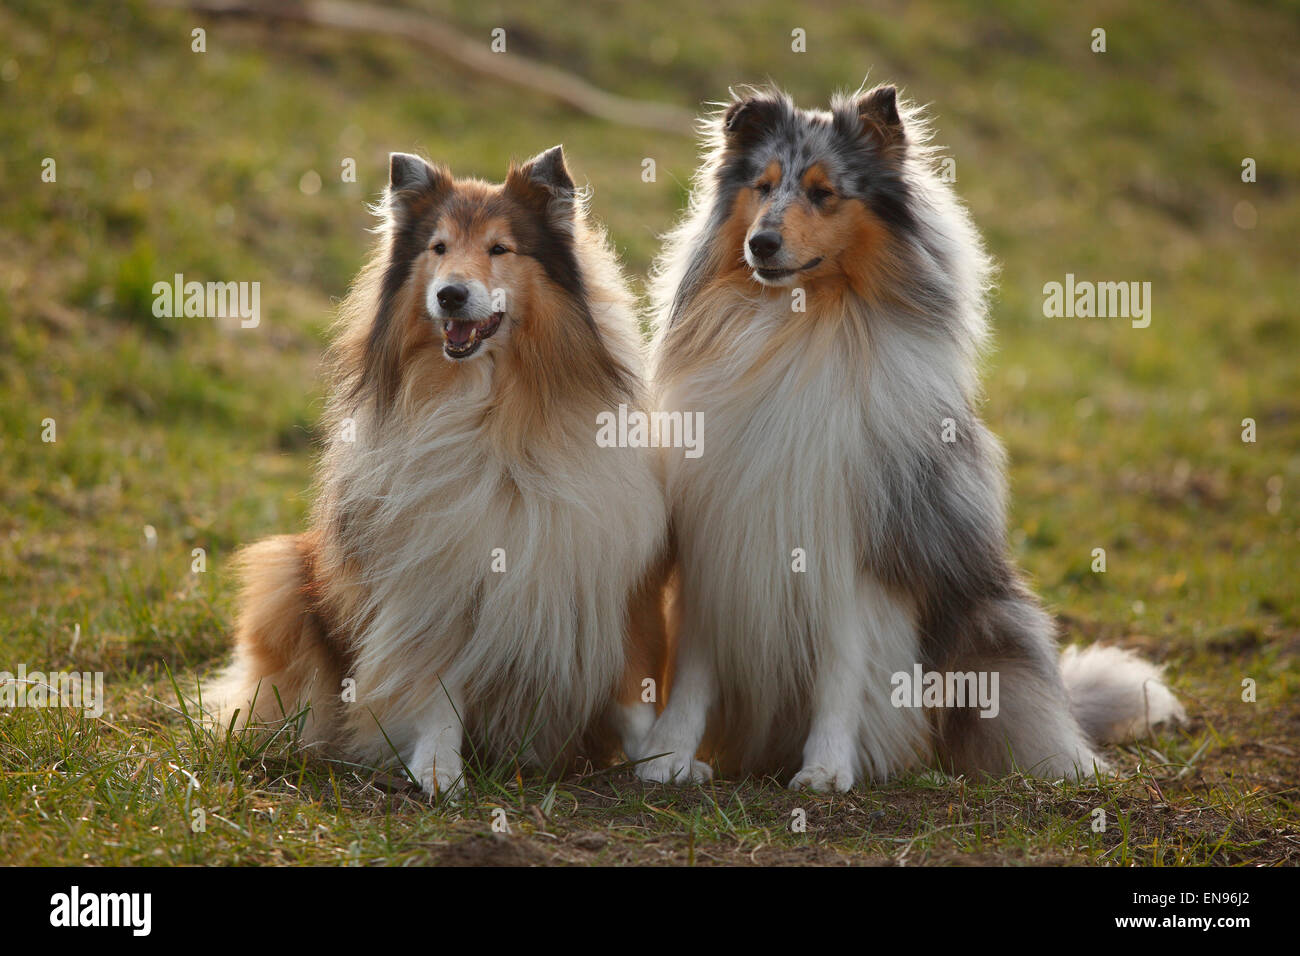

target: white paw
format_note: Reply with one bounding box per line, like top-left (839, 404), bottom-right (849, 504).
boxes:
top-left (788, 763), bottom-right (854, 793)
top-left (616, 702), bottom-right (657, 762)
top-left (1050, 749), bottom-right (1109, 782)
top-left (636, 748), bottom-right (713, 785)
top-left (417, 763), bottom-right (466, 801)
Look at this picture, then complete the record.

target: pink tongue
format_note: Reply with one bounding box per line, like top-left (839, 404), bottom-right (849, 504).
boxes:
top-left (446, 321), bottom-right (475, 346)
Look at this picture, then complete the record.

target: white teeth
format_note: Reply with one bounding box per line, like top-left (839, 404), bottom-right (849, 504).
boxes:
top-left (443, 320), bottom-right (479, 353)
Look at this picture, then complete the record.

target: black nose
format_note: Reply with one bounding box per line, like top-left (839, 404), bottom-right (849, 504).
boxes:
top-left (748, 230), bottom-right (783, 260)
top-left (436, 283), bottom-right (469, 312)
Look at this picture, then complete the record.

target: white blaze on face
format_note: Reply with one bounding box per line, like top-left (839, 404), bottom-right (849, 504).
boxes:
top-left (426, 277), bottom-right (493, 321)
top-left (427, 277), bottom-right (506, 359)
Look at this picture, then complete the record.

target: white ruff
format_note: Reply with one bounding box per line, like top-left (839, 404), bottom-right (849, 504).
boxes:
top-left (657, 296), bottom-right (942, 778)
top-left (328, 350), bottom-right (665, 769)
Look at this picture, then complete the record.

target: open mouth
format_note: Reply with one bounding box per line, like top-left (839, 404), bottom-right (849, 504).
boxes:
top-left (441, 312), bottom-right (503, 359)
top-left (754, 257), bottom-right (823, 281)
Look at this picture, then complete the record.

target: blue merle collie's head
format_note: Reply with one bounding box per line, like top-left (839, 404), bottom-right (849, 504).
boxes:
top-left (660, 83), bottom-right (990, 340)
top-left (716, 84), bottom-right (915, 291)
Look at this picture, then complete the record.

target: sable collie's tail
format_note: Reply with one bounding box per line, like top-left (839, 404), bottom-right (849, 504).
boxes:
top-left (1060, 644), bottom-right (1185, 744)
top-left (205, 534), bottom-right (345, 745)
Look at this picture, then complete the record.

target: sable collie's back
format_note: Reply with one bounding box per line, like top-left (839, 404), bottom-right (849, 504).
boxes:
top-left (210, 147), bottom-right (669, 793)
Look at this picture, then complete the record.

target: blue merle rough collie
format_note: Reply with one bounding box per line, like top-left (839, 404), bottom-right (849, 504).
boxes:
top-left (636, 84), bottom-right (1184, 791)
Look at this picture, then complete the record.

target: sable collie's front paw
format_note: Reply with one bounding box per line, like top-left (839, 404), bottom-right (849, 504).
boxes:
top-left (788, 763), bottom-right (854, 793)
top-left (636, 749), bottom-right (713, 785)
top-left (417, 763), bottom-right (466, 801)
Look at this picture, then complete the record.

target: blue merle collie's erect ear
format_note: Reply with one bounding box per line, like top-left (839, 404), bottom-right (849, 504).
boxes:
top-left (505, 145), bottom-right (577, 230)
top-left (846, 84), bottom-right (906, 155)
top-left (721, 94), bottom-right (786, 151)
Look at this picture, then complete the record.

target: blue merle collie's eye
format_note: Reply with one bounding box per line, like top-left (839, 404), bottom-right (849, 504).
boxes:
top-left (808, 187), bottom-right (833, 205)
top-left (432, 242), bottom-right (446, 255)
top-left (489, 243), bottom-right (509, 256)
top-left (756, 182), bottom-right (773, 197)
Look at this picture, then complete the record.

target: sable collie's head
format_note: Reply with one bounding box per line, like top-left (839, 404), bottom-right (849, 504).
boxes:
top-left (340, 145), bottom-right (631, 419)
top-left (395, 147), bottom-right (578, 363)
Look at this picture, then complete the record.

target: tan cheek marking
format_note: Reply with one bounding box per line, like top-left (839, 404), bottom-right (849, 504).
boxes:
top-left (839, 201), bottom-right (899, 300)
top-left (501, 254), bottom-right (546, 334)
top-left (501, 265), bottom-right (530, 337)
top-left (492, 246), bottom-right (629, 456)
top-left (715, 188), bottom-right (760, 275)
top-left (493, 254), bottom-right (528, 314)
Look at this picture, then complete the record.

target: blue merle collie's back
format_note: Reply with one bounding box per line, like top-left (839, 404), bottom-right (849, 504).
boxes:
top-left (636, 84), bottom-right (1183, 791)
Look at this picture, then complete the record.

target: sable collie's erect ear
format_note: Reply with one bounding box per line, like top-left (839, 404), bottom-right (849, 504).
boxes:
top-left (506, 145), bottom-right (577, 226)
top-left (520, 144), bottom-right (575, 193)
top-left (387, 152), bottom-right (448, 200)
top-left (853, 85), bottom-right (905, 151)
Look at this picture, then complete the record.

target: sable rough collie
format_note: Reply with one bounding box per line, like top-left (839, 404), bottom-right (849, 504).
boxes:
top-left (211, 146), bottom-right (669, 797)
top-left (636, 85), bottom-right (1183, 791)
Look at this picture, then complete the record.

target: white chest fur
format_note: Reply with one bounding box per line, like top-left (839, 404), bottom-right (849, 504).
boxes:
top-left (661, 305), bottom-right (868, 689)
top-left (329, 374), bottom-right (666, 761)
top-left (656, 298), bottom-right (933, 774)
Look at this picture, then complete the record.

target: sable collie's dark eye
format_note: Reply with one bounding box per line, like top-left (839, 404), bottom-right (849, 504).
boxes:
top-left (432, 241), bottom-right (446, 255)
top-left (489, 243), bottom-right (509, 256)
top-left (756, 182), bottom-right (773, 197)
top-left (808, 187), bottom-right (833, 205)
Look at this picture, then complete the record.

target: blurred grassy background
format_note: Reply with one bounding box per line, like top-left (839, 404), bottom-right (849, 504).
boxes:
top-left (0, 0), bottom-right (1296, 864)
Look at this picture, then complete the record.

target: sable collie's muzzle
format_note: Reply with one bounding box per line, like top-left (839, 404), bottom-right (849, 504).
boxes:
top-left (428, 278), bottom-right (504, 359)
top-left (440, 312), bottom-right (503, 358)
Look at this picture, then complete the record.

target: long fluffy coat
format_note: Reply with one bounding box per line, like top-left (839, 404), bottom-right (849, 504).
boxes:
top-left (210, 148), bottom-right (669, 795)
top-left (636, 85), bottom-right (1182, 790)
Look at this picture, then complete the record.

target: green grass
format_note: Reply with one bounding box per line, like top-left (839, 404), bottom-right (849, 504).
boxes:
top-left (1, 0), bottom-right (1297, 865)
